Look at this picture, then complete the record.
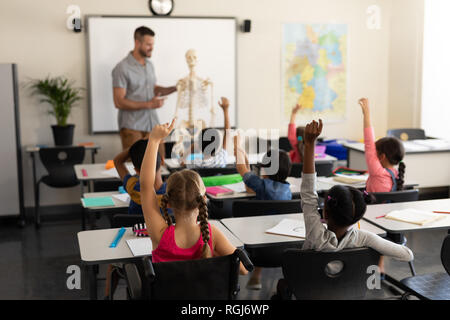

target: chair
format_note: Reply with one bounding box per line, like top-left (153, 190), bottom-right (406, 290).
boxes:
top-left (164, 141), bottom-right (175, 158)
top-left (232, 199), bottom-right (301, 218)
top-left (279, 137), bottom-right (293, 152)
top-left (280, 247), bottom-right (380, 299)
top-left (123, 248), bottom-right (254, 300)
top-left (192, 166), bottom-right (237, 177)
top-left (35, 146), bottom-right (85, 228)
top-left (110, 214), bottom-right (144, 228)
top-left (387, 128), bottom-right (426, 141)
top-left (289, 161), bottom-right (334, 178)
top-left (394, 235), bottom-right (450, 300)
top-left (370, 190), bottom-right (419, 204)
top-left (93, 179), bottom-right (123, 192)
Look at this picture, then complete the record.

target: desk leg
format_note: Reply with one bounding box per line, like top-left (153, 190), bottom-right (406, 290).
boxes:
top-left (31, 152), bottom-right (38, 226)
top-left (87, 265), bottom-right (98, 300)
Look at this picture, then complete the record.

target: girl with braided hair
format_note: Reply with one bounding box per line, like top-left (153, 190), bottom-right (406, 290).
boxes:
top-left (359, 98), bottom-right (406, 192)
top-left (140, 119), bottom-right (247, 274)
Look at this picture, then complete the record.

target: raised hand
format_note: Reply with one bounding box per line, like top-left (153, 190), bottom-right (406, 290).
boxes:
top-left (358, 98), bottom-right (370, 115)
top-left (292, 104), bottom-right (302, 114)
top-left (149, 118), bottom-right (177, 142)
top-left (218, 97), bottom-right (229, 111)
top-left (303, 119), bottom-right (323, 145)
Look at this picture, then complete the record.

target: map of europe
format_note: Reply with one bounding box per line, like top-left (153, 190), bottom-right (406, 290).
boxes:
top-left (283, 24), bottom-right (347, 122)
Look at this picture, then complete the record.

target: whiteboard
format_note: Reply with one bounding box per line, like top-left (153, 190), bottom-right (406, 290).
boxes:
top-left (86, 16), bottom-right (237, 133)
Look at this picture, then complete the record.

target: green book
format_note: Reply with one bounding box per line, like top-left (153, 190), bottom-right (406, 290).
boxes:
top-left (82, 196), bottom-right (115, 208)
top-left (201, 174), bottom-right (243, 187)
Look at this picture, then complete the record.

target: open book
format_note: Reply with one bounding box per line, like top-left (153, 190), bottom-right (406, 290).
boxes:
top-left (126, 238), bottom-right (153, 257)
top-left (385, 209), bottom-right (446, 226)
top-left (265, 218), bottom-right (306, 238)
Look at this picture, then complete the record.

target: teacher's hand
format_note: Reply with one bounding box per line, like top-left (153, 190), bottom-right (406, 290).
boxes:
top-left (147, 94), bottom-right (166, 109)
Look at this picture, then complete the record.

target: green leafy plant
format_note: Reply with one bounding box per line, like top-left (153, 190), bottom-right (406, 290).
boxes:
top-left (28, 76), bottom-right (83, 126)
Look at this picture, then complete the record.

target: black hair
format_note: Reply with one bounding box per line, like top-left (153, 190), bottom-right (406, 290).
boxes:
top-left (375, 137), bottom-right (406, 190)
top-left (259, 149), bottom-right (292, 183)
top-left (129, 139), bottom-right (161, 171)
top-left (134, 26), bottom-right (155, 41)
top-left (199, 128), bottom-right (221, 157)
top-left (324, 185), bottom-right (374, 227)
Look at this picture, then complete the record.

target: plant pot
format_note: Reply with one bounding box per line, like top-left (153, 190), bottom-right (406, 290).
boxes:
top-left (51, 124), bottom-right (75, 146)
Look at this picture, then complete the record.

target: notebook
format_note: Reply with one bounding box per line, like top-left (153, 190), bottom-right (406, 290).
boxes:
top-left (384, 209), bottom-right (446, 226)
top-left (82, 196), bottom-right (115, 208)
top-left (265, 218), bottom-right (306, 238)
top-left (222, 182), bottom-right (246, 193)
top-left (126, 238), bottom-right (153, 256)
top-left (112, 193), bottom-right (130, 204)
top-left (206, 186), bottom-right (234, 197)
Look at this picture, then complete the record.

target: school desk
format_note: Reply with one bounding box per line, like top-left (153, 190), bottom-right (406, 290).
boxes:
top-left (77, 220), bottom-right (243, 300)
top-left (220, 213), bottom-right (386, 267)
top-left (74, 162), bottom-right (170, 193)
top-left (362, 198), bottom-right (450, 276)
top-left (343, 142), bottom-right (450, 188)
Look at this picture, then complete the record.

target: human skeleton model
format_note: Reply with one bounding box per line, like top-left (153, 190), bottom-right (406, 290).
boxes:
top-left (172, 49), bottom-right (215, 159)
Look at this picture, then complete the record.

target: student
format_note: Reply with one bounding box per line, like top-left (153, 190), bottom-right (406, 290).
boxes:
top-left (140, 119), bottom-right (248, 274)
top-left (272, 119), bottom-right (414, 299)
top-left (104, 139), bottom-right (167, 299)
top-left (234, 134), bottom-right (292, 289)
top-left (359, 98), bottom-right (406, 192)
top-left (182, 97), bottom-right (231, 168)
top-left (114, 139), bottom-right (166, 215)
top-left (288, 104), bottom-right (305, 163)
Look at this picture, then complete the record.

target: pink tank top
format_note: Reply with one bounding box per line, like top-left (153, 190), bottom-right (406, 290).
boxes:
top-left (152, 223), bottom-right (214, 263)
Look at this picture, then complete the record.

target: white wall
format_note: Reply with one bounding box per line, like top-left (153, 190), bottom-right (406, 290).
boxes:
top-left (0, 0), bottom-right (405, 207)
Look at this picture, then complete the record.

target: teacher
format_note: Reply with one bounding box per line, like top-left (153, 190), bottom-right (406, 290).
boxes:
top-left (112, 26), bottom-right (176, 159)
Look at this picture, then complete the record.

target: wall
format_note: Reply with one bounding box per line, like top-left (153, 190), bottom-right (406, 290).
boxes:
top-left (0, 0), bottom-right (396, 207)
top-left (387, 0), bottom-right (424, 130)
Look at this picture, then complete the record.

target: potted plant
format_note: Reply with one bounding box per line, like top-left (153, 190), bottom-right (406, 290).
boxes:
top-left (28, 75), bottom-right (83, 146)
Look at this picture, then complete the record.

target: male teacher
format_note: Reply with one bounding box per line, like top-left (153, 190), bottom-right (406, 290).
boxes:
top-left (112, 26), bottom-right (177, 160)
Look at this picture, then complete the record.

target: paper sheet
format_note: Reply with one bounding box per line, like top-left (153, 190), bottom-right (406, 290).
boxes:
top-left (126, 238), bottom-right (153, 256)
top-left (222, 181), bottom-right (246, 193)
top-left (265, 218), bottom-right (306, 238)
top-left (112, 193), bottom-right (130, 204)
top-left (385, 209), bottom-right (446, 226)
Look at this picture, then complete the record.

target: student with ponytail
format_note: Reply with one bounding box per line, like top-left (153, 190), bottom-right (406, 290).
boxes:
top-left (140, 118), bottom-right (247, 274)
top-left (359, 98), bottom-right (406, 192)
top-left (300, 119), bottom-right (413, 260)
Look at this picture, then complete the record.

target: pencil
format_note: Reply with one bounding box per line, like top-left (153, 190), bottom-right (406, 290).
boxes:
top-left (375, 214), bottom-right (386, 219)
top-left (357, 221), bottom-right (360, 229)
top-left (433, 211), bottom-right (450, 214)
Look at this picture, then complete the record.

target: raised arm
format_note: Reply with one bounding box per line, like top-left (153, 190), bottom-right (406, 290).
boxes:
top-left (234, 134), bottom-right (254, 194)
top-left (303, 119), bottom-right (323, 174)
top-left (211, 225), bottom-right (248, 275)
top-left (359, 98), bottom-right (385, 176)
top-left (140, 119), bottom-right (176, 247)
top-left (218, 97), bottom-right (230, 149)
top-left (113, 148), bottom-right (131, 181)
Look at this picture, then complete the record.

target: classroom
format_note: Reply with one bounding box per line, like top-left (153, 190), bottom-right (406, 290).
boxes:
top-left (0, 0), bottom-right (449, 307)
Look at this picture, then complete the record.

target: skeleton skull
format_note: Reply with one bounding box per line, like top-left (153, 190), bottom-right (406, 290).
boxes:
top-left (185, 49), bottom-right (198, 69)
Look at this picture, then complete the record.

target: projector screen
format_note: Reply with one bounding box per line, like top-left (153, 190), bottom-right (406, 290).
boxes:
top-left (421, 0), bottom-right (450, 140)
top-left (86, 16), bottom-right (237, 133)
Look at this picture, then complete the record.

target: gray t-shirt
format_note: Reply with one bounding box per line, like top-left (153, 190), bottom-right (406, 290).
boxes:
top-left (112, 52), bottom-right (159, 132)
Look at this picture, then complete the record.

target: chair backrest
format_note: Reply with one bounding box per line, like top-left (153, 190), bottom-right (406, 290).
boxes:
top-left (279, 137), bottom-right (293, 152)
top-left (111, 214), bottom-right (144, 228)
top-left (125, 249), bottom-right (254, 300)
top-left (370, 189), bottom-right (419, 204)
top-left (164, 141), bottom-right (175, 158)
top-left (289, 161), bottom-right (334, 178)
top-left (387, 128), bottom-right (426, 141)
top-left (441, 235), bottom-right (450, 276)
top-left (232, 199), bottom-right (301, 217)
top-left (192, 166), bottom-right (237, 177)
top-left (93, 179), bottom-right (123, 192)
top-left (282, 247), bottom-right (380, 299)
top-left (38, 146), bottom-right (85, 186)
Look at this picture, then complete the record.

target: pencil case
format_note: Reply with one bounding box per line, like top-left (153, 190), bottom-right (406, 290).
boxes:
top-left (132, 223), bottom-right (149, 237)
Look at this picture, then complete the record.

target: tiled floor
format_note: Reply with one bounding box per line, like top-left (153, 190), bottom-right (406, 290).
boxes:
top-left (0, 207), bottom-right (448, 300)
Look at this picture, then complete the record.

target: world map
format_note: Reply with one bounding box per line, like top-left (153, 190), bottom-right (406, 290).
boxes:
top-left (283, 24), bottom-right (347, 122)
